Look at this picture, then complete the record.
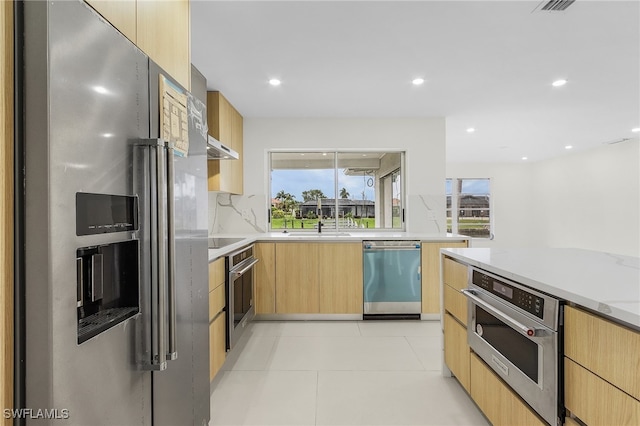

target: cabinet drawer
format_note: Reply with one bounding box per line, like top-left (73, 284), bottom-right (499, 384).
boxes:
top-left (443, 283), bottom-right (467, 324)
top-left (209, 257), bottom-right (225, 293)
top-left (209, 313), bottom-right (226, 381)
top-left (209, 283), bottom-right (225, 321)
top-left (443, 257), bottom-right (469, 291)
top-left (564, 306), bottom-right (640, 400)
top-left (470, 353), bottom-right (546, 426)
top-left (565, 358), bottom-right (640, 425)
top-left (443, 312), bottom-right (470, 393)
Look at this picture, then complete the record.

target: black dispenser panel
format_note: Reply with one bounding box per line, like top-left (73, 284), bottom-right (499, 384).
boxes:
top-left (77, 240), bottom-right (139, 344)
top-left (76, 192), bottom-right (138, 236)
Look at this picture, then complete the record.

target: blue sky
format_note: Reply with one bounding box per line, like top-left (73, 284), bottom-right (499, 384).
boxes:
top-left (272, 169), bottom-right (376, 201)
top-left (446, 178), bottom-right (490, 195)
top-left (271, 172), bottom-right (490, 202)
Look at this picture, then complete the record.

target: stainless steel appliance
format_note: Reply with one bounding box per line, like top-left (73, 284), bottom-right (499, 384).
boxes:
top-left (462, 267), bottom-right (563, 426)
top-left (207, 135), bottom-right (239, 160)
top-left (362, 241), bottom-right (422, 319)
top-left (21, 1), bottom-right (209, 424)
top-left (226, 245), bottom-right (259, 349)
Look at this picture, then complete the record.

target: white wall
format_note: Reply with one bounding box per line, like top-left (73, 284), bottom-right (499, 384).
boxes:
top-left (211, 118), bottom-right (448, 234)
top-left (446, 162), bottom-right (540, 249)
top-left (532, 140), bottom-right (639, 257)
top-left (448, 140), bottom-right (640, 257)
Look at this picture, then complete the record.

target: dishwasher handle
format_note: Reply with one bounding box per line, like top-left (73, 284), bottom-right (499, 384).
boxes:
top-left (363, 241), bottom-right (421, 250)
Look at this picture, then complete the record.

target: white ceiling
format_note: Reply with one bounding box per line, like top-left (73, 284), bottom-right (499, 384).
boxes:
top-left (190, 1), bottom-right (640, 163)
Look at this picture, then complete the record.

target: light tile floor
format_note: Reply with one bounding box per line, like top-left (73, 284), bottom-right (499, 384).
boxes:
top-left (209, 321), bottom-right (489, 426)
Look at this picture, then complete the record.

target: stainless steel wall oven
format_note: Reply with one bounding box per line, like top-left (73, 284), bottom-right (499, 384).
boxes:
top-left (462, 268), bottom-right (564, 426)
top-left (226, 245), bottom-right (259, 349)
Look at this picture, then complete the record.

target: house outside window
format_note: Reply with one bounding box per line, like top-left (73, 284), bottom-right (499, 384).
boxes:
top-left (269, 151), bottom-right (405, 231)
top-left (446, 178), bottom-right (492, 238)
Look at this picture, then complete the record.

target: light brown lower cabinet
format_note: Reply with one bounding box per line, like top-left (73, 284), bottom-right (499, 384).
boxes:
top-left (275, 243), bottom-right (320, 313)
top-left (564, 357), bottom-right (640, 425)
top-left (421, 241), bottom-right (468, 314)
top-left (255, 243), bottom-right (276, 314)
top-left (209, 257), bottom-right (226, 381)
top-left (443, 282), bottom-right (467, 325)
top-left (209, 313), bottom-right (226, 381)
top-left (443, 312), bottom-right (470, 393)
top-left (318, 243), bottom-right (362, 314)
top-left (470, 353), bottom-right (546, 426)
top-left (272, 242), bottom-right (363, 314)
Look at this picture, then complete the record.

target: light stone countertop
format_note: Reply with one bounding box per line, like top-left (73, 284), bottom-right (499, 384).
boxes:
top-left (441, 247), bottom-right (640, 330)
top-left (208, 232), bottom-right (469, 261)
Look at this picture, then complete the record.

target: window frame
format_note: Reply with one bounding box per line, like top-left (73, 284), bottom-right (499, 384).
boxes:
top-left (446, 177), bottom-right (493, 240)
top-left (268, 150), bottom-right (406, 232)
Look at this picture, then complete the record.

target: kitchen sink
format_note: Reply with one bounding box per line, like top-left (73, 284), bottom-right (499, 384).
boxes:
top-left (285, 232), bottom-right (351, 237)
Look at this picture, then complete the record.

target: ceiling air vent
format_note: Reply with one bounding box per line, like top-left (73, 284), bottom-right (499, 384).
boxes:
top-left (536, 0), bottom-right (576, 12)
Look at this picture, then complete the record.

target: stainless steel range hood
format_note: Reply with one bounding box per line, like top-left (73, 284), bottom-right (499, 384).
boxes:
top-left (207, 135), bottom-right (239, 160)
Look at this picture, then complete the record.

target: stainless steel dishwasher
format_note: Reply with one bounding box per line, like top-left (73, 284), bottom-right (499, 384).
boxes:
top-left (362, 241), bottom-right (422, 319)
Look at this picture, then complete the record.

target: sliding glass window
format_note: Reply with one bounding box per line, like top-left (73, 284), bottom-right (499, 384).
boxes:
top-left (269, 151), bottom-right (405, 231)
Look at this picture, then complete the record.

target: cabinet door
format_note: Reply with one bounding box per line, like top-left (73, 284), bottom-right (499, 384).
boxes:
top-left (275, 243), bottom-right (319, 313)
top-left (85, 0), bottom-right (137, 42)
top-left (318, 243), bottom-right (363, 314)
top-left (230, 109), bottom-right (244, 195)
top-left (565, 357), bottom-right (640, 425)
top-left (207, 92), bottom-right (243, 194)
top-left (209, 313), bottom-right (226, 381)
top-left (136, 0), bottom-right (190, 90)
top-left (470, 353), bottom-right (546, 426)
top-left (421, 242), bottom-right (467, 313)
top-left (255, 243), bottom-right (276, 314)
top-left (209, 257), bottom-right (225, 292)
top-left (564, 306), bottom-right (640, 401)
top-left (443, 283), bottom-right (467, 324)
top-left (443, 312), bottom-right (470, 393)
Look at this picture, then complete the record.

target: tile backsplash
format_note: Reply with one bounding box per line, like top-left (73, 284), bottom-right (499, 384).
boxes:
top-left (209, 192), bottom-right (446, 235)
top-left (209, 192), bottom-right (267, 235)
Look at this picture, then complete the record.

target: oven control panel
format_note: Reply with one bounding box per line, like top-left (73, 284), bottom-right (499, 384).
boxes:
top-left (472, 270), bottom-right (544, 319)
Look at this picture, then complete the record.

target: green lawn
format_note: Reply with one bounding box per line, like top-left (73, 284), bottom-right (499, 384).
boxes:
top-left (271, 217), bottom-right (377, 230)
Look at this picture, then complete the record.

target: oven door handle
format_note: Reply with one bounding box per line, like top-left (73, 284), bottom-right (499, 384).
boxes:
top-left (231, 258), bottom-right (260, 278)
top-left (461, 289), bottom-right (545, 338)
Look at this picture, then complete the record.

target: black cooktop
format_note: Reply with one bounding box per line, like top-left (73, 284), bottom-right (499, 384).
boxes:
top-left (208, 237), bottom-right (245, 249)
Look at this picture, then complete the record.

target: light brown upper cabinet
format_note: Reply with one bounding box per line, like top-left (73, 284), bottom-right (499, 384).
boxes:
top-left (84, 0), bottom-right (137, 43)
top-left (207, 92), bottom-right (244, 194)
top-left (85, 0), bottom-right (190, 91)
top-left (136, 0), bottom-right (190, 90)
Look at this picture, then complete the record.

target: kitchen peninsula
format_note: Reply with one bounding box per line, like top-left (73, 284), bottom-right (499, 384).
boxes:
top-left (440, 247), bottom-right (640, 426)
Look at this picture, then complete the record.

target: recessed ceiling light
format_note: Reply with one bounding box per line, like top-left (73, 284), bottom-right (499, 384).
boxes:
top-left (269, 78), bottom-right (281, 86)
top-left (632, 127), bottom-right (640, 133)
top-left (522, 156), bottom-right (528, 160)
top-left (93, 86), bottom-right (109, 94)
top-left (552, 79), bottom-right (567, 87)
top-left (565, 145), bottom-right (573, 150)
top-left (466, 128), bottom-right (475, 133)
top-left (412, 78), bottom-right (425, 85)
top-left (322, 153), bottom-right (327, 156)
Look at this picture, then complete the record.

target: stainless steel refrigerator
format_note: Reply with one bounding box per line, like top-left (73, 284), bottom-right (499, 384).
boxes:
top-left (21, 1), bottom-right (210, 424)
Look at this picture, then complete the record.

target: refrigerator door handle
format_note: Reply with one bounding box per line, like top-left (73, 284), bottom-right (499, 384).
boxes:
top-left (165, 142), bottom-right (178, 361)
top-left (135, 138), bottom-right (167, 371)
top-left (155, 143), bottom-right (167, 368)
